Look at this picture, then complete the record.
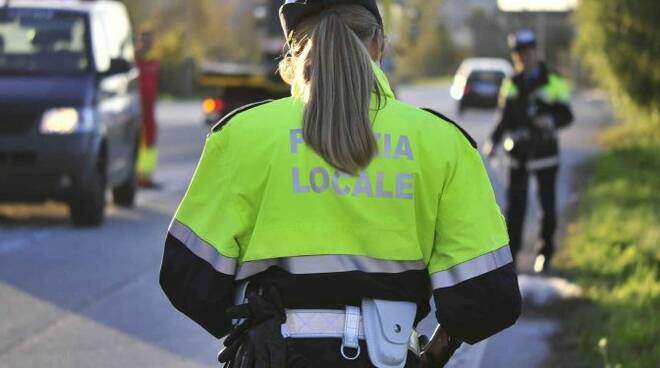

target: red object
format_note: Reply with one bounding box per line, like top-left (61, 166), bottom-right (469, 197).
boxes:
top-left (214, 98), bottom-right (225, 113)
top-left (137, 57), bottom-right (160, 147)
top-left (463, 84), bottom-right (472, 96)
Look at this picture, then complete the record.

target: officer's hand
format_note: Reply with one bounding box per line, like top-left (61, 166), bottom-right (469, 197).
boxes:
top-left (419, 327), bottom-right (462, 368)
top-left (228, 287), bottom-right (286, 325)
top-left (223, 320), bottom-right (310, 368)
top-left (219, 287), bottom-right (310, 368)
top-left (232, 315), bottom-right (286, 368)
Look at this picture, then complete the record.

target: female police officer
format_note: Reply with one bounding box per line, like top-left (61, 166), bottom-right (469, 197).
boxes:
top-left (160, 1), bottom-right (521, 367)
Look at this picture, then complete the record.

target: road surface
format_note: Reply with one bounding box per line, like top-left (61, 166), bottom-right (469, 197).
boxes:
top-left (0, 86), bottom-right (609, 367)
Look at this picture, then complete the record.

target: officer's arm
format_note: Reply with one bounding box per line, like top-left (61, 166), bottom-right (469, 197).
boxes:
top-left (550, 102), bottom-right (573, 129)
top-left (490, 79), bottom-right (516, 145)
top-left (490, 104), bottom-right (511, 147)
top-left (160, 233), bottom-right (236, 338)
top-left (430, 127), bottom-right (521, 344)
top-left (548, 75), bottom-right (573, 129)
top-left (432, 264), bottom-right (520, 344)
top-left (159, 126), bottom-right (244, 339)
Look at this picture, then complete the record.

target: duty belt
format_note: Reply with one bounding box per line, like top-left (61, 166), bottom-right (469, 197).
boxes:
top-left (232, 282), bottom-right (416, 367)
top-left (281, 306), bottom-right (364, 360)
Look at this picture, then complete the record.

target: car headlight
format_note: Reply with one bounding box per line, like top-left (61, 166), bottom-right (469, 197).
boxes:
top-left (40, 107), bottom-right (92, 134)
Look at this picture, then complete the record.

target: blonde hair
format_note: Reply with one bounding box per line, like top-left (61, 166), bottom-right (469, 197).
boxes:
top-left (279, 5), bottom-right (385, 175)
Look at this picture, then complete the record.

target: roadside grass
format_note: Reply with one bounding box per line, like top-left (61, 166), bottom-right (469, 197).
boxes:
top-left (555, 143), bottom-right (660, 367)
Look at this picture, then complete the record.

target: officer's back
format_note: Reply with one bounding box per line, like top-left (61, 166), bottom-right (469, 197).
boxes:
top-left (160, 2), bottom-right (521, 367)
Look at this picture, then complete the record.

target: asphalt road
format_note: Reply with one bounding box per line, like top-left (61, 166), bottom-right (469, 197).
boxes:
top-left (0, 86), bottom-right (609, 368)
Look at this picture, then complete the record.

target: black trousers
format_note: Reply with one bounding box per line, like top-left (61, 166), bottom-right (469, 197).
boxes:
top-left (506, 165), bottom-right (558, 262)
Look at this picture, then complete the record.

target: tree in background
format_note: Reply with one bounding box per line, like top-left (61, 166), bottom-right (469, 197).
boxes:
top-left (121, 0), bottom-right (255, 96)
top-left (395, 0), bottom-right (463, 81)
top-left (575, 0), bottom-right (660, 144)
top-left (119, 0), bottom-right (464, 92)
top-left (122, 0), bottom-right (234, 58)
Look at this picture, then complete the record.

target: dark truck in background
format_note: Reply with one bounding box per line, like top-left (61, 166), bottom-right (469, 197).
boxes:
top-left (200, 0), bottom-right (289, 124)
top-left (0, 0), bottom-right (141, 226)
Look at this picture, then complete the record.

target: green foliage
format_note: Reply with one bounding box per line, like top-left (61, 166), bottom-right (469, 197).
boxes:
top-left (563, 4), bottom-right (660, 358)
top-left (599, 97), bottom-right (660, 147)
top-left (558, 144), bottom-right (660, 367)
top-left (121, 0), bottom-right (265, 96)
top-left (122, 0), bottom-right (222, 58)
top-left (575, 0), bottom-right (660, 144)
top-left (394, 0), bottom-right (464, 81)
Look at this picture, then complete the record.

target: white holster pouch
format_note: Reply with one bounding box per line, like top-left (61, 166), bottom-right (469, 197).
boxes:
top-left (361, 299), bottom-right (417, 368)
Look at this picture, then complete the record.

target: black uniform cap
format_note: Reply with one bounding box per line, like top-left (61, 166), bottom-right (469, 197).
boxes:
top-left (279, 0), bottom-right (383, 40)
top-left (508, 29), bottom-right (537, 51)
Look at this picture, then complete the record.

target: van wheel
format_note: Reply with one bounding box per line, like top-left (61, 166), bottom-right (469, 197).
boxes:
top-left (112, 144), bottom-right (138, 207)
top-left (112, 170), bottom-right (136, 207)
top-left (70, 158), bottom-right (106, 227)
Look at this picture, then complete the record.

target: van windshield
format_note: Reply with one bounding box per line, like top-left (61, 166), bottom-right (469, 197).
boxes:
top-left (0, 8), bottom-right (90, 75)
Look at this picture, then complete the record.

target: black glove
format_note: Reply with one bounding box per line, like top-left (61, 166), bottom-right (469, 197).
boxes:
top-left (226, 316), bottom-right (286, 368)
top-left (218, 287), bottom-right (309, 368)
top-left (419, 327), bottom-right (462, 368)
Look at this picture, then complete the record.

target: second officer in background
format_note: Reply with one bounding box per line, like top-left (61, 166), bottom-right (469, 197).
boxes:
top-left (485, 30), bottom-right (574, 272)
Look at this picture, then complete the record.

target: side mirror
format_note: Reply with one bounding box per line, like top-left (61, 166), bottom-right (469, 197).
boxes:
top-left (107, 58), bottom-right (131, 75)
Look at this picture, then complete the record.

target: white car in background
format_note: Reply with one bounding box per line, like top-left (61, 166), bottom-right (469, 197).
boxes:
top-left (450, 58), bottom-right (513, 114)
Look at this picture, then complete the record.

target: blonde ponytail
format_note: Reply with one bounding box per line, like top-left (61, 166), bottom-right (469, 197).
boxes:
top-left (279, 5), bottom-right (384, 175)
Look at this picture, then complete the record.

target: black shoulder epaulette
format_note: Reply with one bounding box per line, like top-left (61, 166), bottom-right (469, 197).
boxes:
top-left (211, 100), bottom-right (273, 133)
top-left (421, 108), bottom-right (477, 149)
